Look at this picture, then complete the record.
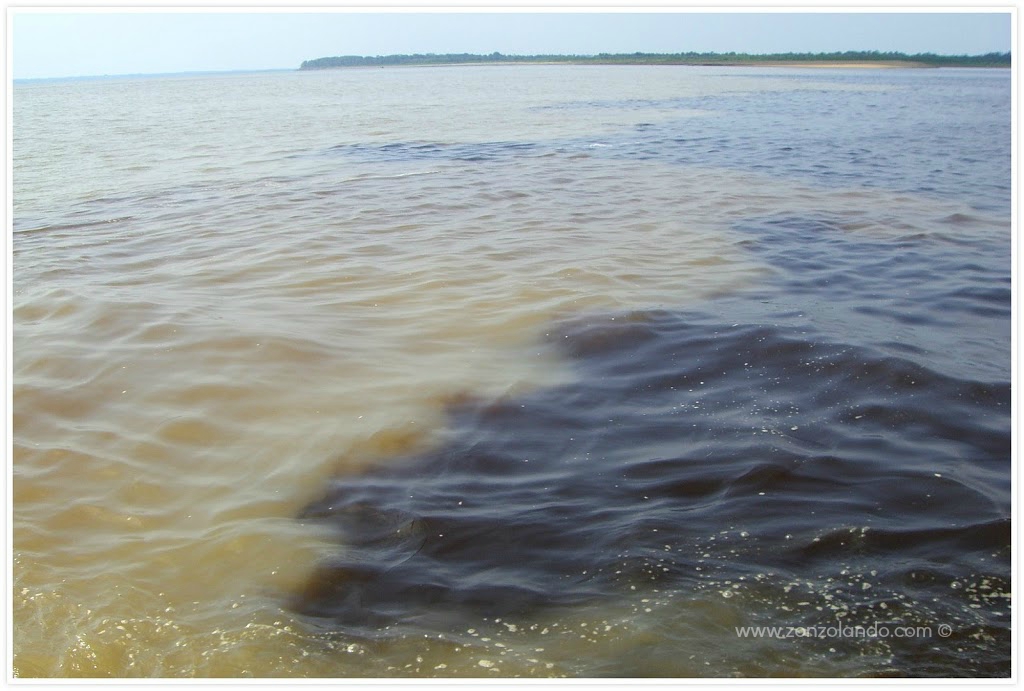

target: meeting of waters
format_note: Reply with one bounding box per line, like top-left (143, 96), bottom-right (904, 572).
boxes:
top-left (13, 65), bottom-right (1010, 677)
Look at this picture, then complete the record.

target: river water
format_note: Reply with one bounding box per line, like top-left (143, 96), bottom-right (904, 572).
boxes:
top-left (12, 64), bottom-right (1011, 677)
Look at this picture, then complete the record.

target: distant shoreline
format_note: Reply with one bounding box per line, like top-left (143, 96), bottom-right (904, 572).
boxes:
top-left (303, 60), bottom-right (940, 70)
top-left (300, 51), bottom-right (1011, 71)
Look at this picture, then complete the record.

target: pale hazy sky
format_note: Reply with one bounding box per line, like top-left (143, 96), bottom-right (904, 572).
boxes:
top-left (11, 9), bottom-right (1014, 80)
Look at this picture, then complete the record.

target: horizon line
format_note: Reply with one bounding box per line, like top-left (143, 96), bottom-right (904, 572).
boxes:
top-left (13, 67), bottom-right (296, 82)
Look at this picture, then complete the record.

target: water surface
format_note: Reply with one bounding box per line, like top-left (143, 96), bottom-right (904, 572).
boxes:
top-left (13, 65), bottom-right (1010, 677)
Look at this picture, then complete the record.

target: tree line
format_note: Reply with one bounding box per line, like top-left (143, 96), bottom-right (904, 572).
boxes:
top-left (300, 51), bottom-right (1011, 70)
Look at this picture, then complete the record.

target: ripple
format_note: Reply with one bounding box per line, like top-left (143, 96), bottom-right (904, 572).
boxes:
top-left (294, 308), bottom-right (1009, 677)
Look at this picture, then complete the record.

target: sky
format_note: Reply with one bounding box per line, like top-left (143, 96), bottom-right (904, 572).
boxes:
top-left (10, 9), bottom-right (1014, 80)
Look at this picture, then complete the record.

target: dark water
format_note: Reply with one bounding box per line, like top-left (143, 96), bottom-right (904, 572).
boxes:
top-left (327, 69), bottom-right (1010, 212)
top-left (292, 69), bottom-right (1010, 678)
top-left (579, 68), bottom-right (1011, 211)
top-left (296, 250), bottom-right (1010, 677)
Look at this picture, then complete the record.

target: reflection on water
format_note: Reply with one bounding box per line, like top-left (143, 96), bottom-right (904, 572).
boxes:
top-left (13, 65), bottom-right (1010, 677)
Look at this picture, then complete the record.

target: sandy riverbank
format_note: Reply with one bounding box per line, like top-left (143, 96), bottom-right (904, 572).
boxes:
top-left (742, 60), bottom-right (934, 68)
top-left (308, 59), bottom-right (945, 71)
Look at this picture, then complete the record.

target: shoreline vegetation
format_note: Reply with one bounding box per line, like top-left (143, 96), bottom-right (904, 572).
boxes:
top-left (299, 51), bottom-right (1011, 70)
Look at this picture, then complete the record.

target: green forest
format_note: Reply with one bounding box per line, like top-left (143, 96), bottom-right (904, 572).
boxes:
top-left (300, 51), bottom-right (1011, 70)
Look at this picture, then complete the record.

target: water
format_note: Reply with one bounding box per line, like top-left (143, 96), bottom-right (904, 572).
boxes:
top-left (12, 65), bottom-right (1010, 678)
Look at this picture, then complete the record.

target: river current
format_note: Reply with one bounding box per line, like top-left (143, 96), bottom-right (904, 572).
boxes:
top-left (12, 64), bottom-right (1011, 677)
